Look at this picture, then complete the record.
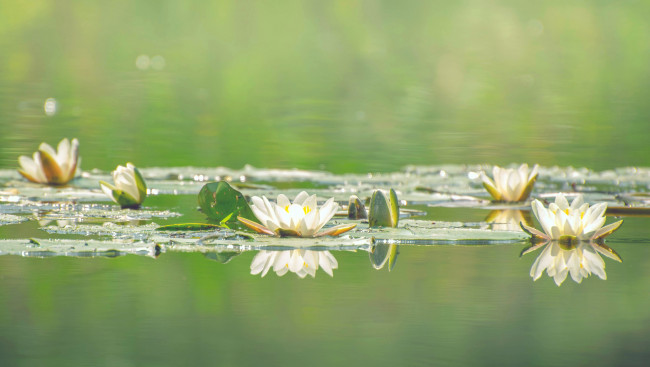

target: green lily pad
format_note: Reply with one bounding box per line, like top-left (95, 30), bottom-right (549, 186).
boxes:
top-left (155, 223), bottom-right (223, 231)
top-left (198, 181), bottom-right (257, 223)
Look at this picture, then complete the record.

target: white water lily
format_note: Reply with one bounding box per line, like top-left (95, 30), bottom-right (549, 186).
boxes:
top-left (481, 164), bottom-right (538, 202)
top-left (18, 138), bottom-right (80, 185)
top-left (522, 193), bottom-right (623, 242)
top-left (238, 191), bottom-right (356, 237)
top-left (525, 241), bottom-right (621, 286)
top-left (99, 163), bottom-right (147, 209)
top-left (250, 249), bottom-right (338, 278)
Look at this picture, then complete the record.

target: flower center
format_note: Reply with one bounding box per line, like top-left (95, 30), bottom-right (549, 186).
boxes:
top-left (284, 205), bottom-right (311, 215)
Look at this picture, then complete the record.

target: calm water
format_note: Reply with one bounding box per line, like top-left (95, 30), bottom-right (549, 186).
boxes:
top-left (2, 1), bottom-right (650, 366)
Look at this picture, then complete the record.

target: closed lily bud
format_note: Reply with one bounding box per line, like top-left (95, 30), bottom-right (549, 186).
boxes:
top-left (99, 163), bottom-right (147, 209)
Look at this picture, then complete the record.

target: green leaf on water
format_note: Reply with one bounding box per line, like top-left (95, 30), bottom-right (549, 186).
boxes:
top-left (155, 223), bottom-right (223, 231)
top-left (198, 181), bottom-right (257, 223)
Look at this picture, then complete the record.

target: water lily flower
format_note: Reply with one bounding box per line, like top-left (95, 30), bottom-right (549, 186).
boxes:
top-left (238, 191), bottom-right (356, 237)
top-left (18, 138), bottom-right (80, 185)
top-left (99, 163), bottom-right (147, 209)
top-left (250, 249), bottom-right (338, 278)
top-left (521, 193), bottom-right (622, 242)
top-left (524, 240), bottom-right (621, 286)
top-left (481, 164), bottom-right (539, 202)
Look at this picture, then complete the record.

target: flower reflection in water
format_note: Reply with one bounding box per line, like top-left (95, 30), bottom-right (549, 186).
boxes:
top-left (250, 249), bottom-right (338, 278)
top-left (485, 209), bottom-right (532, 232)
top-left (522, 240), bottom-right (622, 286)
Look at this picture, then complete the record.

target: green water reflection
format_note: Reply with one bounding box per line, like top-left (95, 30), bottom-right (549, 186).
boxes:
top-left (1, 241), bottom-right (650, 366)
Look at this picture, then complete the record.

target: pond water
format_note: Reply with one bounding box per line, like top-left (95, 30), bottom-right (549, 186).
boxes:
top-left (1, 165), bottom-right (649, 367)
top-left (3, 1), bottom-right (650, 366)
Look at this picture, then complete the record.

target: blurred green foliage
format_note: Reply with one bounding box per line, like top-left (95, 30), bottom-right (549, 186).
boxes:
top-left (1, 0), bottom-right (649, 173)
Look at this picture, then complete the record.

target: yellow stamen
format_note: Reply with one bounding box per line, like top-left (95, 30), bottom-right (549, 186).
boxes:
top-left (285, 205), bottom-right (290, 213)
top-left (303, 206), bottom-right (311, 215)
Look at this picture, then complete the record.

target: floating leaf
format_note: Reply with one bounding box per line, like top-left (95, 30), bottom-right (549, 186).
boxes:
top-left (606, 206), bottom-right (650, 217)
top-left (198, 181), bottom-right (256, 223)
top-left (156, 223), bottom-right (223, 231)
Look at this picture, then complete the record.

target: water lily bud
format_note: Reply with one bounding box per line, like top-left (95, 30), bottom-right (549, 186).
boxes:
top-left (368, 189), bottom-right (399, 228)
top-left (100, 163), bottom-right (147, 209)
top-left (348, 195), bottom-right (367, 219)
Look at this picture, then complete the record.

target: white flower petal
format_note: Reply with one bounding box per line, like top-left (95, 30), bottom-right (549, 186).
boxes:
top-left (38, 142), bottom-right (57, 157)
top-left (555, 194), bottom-right (570, 211)
top-left (528, 164), bottom-right (539, 181)
top-left (277, 194), bottom-right (291, 208)
top-left (251, 196), bottom-right (269, 216)
top-left (570, 195), bottom-right (584, 210)
top-left (293, 191), bottom-right (310, 206)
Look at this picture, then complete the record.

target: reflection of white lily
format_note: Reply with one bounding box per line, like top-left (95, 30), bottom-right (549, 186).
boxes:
top-left (238, 191), bottom-right (356, 237)
top-left (526, 241), bottom-right (621, 286)
top-left (38, 219), bottom-right (72, 228)
top-left (250, 250), bottom-right (338, 278)
top-left (522, 193), bottom-right (622, 242)
top-left (18, 138), bottom-right (80, 185)
top-left (99, 163), bottom-right (147, 209)
top-left (481, 164), bottom-right (538, 202)
top-left (485, 209), bottom-right (532, 232)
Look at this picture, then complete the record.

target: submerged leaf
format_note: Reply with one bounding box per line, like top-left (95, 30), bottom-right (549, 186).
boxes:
top-left (198, 181), bottom-right (256, 223)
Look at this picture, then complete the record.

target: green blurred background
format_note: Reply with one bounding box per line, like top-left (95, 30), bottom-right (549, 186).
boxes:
top-left (1, 0), bottom-right (649, 173)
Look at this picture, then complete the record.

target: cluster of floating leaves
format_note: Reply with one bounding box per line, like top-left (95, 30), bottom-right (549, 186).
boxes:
top-left (0, 165), bottom-right (648, 266)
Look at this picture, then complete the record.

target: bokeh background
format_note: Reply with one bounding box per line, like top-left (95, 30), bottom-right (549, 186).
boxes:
top-left (1, 0), bottom-right (649, 173)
